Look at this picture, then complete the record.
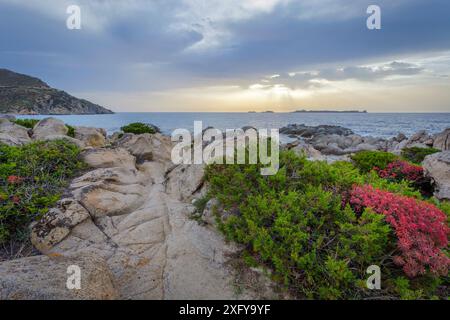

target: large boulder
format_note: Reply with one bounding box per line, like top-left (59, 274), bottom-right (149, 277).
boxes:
top-left (114, 133), bottom-right (172, 164)
top-left (433, 128), bottom-right (450, 151)
top-left (0, 253), bottom-right (119, 300)
top-left (423, 151), bottom-right (450, 200)
top-left (0, 118), bottom-right (31, 146)
top-left (81, 148), bottom-right (136, 169)
top-left (287, 140), bottom-right (325, 161)
top-left (32, 117), bottom-right (68, 140)
top-left (75, 126), bottom-right (106, 148)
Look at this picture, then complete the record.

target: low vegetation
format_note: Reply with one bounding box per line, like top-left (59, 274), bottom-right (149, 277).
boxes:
top-left (13, 118), bottom-right (39, 129)
top-left (401, 147), bottom-right (441, 164)
top-left (0, 140), bottom-right (85, 245)
top-left (121, 122), bottom-right (159, 135)
top-left (205, 150), bottom-right (449, 299)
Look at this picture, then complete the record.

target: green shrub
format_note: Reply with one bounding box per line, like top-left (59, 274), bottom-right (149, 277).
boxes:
top-left (121, 122), bottom-right (159, 135)
top-left (0, 140), bottom-right (85, 244)
top-left (351, 151), bottom-right (399, 173)
top-left (205, 150), bottom-right (448, 299)
top-left (13, 118), bottom-right (39, 129)
top-left (66, 125), bottom-right (76, 138)
top-left (401, 147), bottom-right (440, 164)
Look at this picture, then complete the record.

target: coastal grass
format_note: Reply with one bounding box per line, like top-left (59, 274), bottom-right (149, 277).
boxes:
top-left (205, 150), bottom-right (448, 299)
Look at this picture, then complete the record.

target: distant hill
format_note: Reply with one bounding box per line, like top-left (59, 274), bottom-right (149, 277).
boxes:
top-left (0, 69), bottom-right (113, 115)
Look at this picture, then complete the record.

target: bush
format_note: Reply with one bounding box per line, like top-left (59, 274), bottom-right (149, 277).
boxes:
top-left (205, 150), bottom-right (449, 299)
top-left (121, 122), bottom-right (159, 135)
top-left (66, 125), bottom-right (76, 138)
top-left (13, 118), bottom-right (39, 129)
top-left (0, 140), bottom-right (85, 244)
top-left (401, 147), bottom-right (440, 164)
top-left (349, 185), bottom-right (449, 278)
top-left (376, 160), bottom-right (424, 184)
top-left (351, 151), bottom-right (398, 173)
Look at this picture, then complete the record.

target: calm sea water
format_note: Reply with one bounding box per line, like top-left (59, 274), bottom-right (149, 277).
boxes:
top-left (16, 112), bottom-right (450, 138)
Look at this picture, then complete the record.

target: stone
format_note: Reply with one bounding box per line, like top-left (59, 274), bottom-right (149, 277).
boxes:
top-left (31, 198), bottom-right (90, 253)
top-left (0, 253), bottom-right (118, 300)
top-left (115, 133), bottom-right (172, 164)
top-left (0, 114), bottom-right (16, 121)
top-left (289, 140), bottom-right (325, 161)
top-left (37, 134), bottom-right (85, 148)
top-left (32, 117), bottom-right (68, 140)
top-left (433, 128), bottom-right (450, 151)
top-left (0, 118), bottom-right (31, 146)
top-left (81, 148), bottom-right (136, 169)
top-left (75, 126), bottom-right (106, 148)
top-left (423, 151), bottom-right (450, 200)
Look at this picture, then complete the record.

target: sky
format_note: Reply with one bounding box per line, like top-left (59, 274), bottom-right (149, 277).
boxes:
top-left (1, 0), bottom-right (450, 112)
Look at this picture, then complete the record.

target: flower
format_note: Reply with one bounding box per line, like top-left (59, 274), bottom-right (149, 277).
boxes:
top-left (7, 175), bottom-right (23, 184)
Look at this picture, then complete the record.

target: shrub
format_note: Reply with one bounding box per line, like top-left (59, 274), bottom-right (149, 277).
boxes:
top-left (121, 122), bottom-right (159, 135)
top-left (66, 125), bottom-right (76, 138)
top-left (349, 185), bottom-right (449, 278)
top-left (376, 160), bottom-right (424, 183)
top-left (351, 151), bottom-right (398, 173)
top-left (206, 150), bottom-right (449, 299)
top-left (401, 147), bottom-right (440, 164)
top-left (13, 118), bottom-right (39, 129)
top-left (0, 140), bottom-right (85, 244)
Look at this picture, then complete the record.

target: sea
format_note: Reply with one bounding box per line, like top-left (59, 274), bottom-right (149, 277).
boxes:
top-left (16, 112), bottom-right (450, 139)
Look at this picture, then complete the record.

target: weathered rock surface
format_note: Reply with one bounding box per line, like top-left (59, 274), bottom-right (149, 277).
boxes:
top-left (0, 253), bottom-right (118, 300)
top-left (433, 128), bottom-right (450, 151)
top-left (0, 118), bottom-right (31, 146)
top-left (81, 148), bottom-right (136, 169)
top-left (423, 151), bottom-right (450, 200)
top-left (75, 126), bottom-right (106, 148)
top-left (32, 117), bottom-right (68, 139)
top-left (29, 137), bottom-right (271, 300)
top-left (114, 133), bottom-right (172, 164)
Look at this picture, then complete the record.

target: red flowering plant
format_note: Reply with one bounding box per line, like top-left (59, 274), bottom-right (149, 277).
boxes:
top-left (7, 175), bottom-right (23, 184)
top-left (376, 160), bottom-right (424, 183)
top-left (349, 185), bottom-right (449, 278)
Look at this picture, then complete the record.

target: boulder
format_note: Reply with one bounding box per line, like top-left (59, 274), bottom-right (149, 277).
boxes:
top-left (115, 133), bottom-right (172, 164)
top-left (433, 128), bottom-right (450, 151)
top-left (75, 126), bottom-right (106, 148)
top-left (32, 117), bottom-right (68, 140)
top-left (0, 118), bottom-right (31, 146)
top-left (0, 253), bottom-right (119, 300)
top-left (81, 148), bottom-right (136, 169)
top-left (289, 140), bottom-right (325, 161)
top-left (31, 198), bottom-right (91, 253)
top-left (423, 151), bottom-right (450, 200)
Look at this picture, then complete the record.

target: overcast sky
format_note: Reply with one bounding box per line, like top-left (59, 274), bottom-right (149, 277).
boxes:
top-left (1, 0), bottom-right (450, 112)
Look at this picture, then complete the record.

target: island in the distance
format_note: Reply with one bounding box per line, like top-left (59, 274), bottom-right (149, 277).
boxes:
top-left (0, 68), bottom-right (113, 115)
top-left (292, 109), bottom-right (367, 113)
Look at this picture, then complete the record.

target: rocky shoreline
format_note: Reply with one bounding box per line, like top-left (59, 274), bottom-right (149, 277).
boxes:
top-left (0, 115), bottom-right (449, 299)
